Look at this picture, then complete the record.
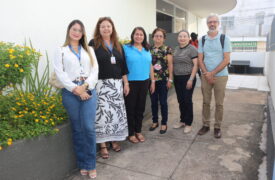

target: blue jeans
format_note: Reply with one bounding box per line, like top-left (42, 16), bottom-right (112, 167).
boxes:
top-left (62, 88), bottom-right (97, 170)
top-left (150, 80), bottom-right (168, 125)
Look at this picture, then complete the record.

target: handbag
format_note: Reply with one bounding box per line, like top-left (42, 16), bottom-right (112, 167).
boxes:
top-left (49, 49), bottom-right (64, 89)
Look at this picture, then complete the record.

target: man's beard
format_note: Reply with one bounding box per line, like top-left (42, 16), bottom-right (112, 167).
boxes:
top-left (208, 28), bottom-right (218, 33)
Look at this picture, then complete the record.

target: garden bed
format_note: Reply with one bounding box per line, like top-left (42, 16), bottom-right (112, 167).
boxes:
top-left (0, 122), bottom-right (76, 180)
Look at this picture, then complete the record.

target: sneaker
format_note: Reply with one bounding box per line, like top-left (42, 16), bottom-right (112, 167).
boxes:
top-left (214, 128), bottom-right (221, 138)
top-left (173, 122), bottom-right (185, 129)
top-left (184, 125), bottom-right (192, 133)
top-left (197, 126), bottom-right (210, 135)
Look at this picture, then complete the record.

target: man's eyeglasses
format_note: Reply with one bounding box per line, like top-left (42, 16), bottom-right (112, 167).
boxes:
top-left (207, 21), bottom-right (219, 24)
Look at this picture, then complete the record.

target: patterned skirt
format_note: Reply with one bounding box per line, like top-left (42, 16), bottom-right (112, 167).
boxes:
top-left (95, 79), bottom-right (128, 143)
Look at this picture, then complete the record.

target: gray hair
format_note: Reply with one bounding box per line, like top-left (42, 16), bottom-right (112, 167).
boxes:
top-left (206, 13), bottom-right (220, 23)
top-left (178, 29), bottom-right (190, 37)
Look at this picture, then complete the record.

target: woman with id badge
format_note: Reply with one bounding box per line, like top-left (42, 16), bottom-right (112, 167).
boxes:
top-left (89, 17), bottom-right (129, 159)
top-left (53, 20), bottom-right (98, 178)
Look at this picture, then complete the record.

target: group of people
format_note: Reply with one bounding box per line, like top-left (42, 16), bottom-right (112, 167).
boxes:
top-left (53, 13), bottom-right (231, 178)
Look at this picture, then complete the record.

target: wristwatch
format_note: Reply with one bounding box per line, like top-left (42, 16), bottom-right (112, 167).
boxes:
top-left (169, 79), bottom-right (173, 83)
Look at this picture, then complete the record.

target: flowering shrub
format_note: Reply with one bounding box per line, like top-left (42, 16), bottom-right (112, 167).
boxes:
top-left (0, 41), bottom-right (67, 150)
top-left (0, 92), bottom-right (67, 148)
top-left (0, 41), bottom-right (41, 92)
top-left (119, 39), bottom-right (131, 45)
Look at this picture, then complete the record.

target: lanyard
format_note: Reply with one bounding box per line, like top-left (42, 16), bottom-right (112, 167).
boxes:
top-left (104, 41), bottom-right (113, 54)
top-left (69, 45), bottom-right (81, 60)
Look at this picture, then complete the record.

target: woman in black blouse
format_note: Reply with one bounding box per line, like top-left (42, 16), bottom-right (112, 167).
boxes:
top-left (89, 17), bottom-right (129, 159)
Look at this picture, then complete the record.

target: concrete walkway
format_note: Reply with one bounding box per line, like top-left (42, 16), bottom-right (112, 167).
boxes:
top-left (65, 85), bottom-right (267, 180)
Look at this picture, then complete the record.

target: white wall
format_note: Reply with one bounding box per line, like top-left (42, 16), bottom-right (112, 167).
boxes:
top-left (197, 18), bottom-right (208, 39)
top-left (231, 52), bottom-right (266, 67)
top-left (187, 12), bottom-right (198, 33)
top-left (0, 0), bottom-right (156, 69)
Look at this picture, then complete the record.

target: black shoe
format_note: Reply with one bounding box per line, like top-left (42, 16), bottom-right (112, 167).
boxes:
top-left (159, 125), bottom-right (167, 134)
top-left (197, 126), bottom-right (210, 135)
top-left (214, 128), bottom-right (221, 138)
top-left (149, 123), bottom-right (159, 131)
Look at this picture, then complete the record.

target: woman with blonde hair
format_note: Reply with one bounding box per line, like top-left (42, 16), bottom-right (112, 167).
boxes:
top-left (53, 19), bottom-right (98, 178)
top-left (89, 17), bottom-right (129, 159)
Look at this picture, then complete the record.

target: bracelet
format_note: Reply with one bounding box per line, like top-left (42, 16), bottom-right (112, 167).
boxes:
top-left (189, 77), bottom-right (194, 81)
top-left (151, 80), bottom-right (156, 83)
top-left (169, 79), bottom-right (173, 83)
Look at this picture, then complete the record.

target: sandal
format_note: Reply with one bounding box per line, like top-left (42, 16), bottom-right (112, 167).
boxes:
top-left (111, 141), bottom-right (121, 152)
top-left (128, 136), bottom-right (139, 143)
top-left (100, 146), bottom-right (109, 159)
top-left (88, 169), bottom-right (97, 179)
top-left (135, 133), bottom-right (145, 142)
top-left (80, 169), bottom-right (88, 176)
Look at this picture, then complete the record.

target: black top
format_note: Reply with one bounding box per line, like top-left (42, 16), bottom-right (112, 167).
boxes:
top-left (88, 39), bottom-right (128, 80)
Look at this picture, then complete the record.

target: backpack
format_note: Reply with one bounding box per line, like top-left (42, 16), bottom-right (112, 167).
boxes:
top-left (202, 34), bottom-right (225, 49)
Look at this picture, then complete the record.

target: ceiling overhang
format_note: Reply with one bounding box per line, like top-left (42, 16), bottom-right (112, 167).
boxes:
top-left (168, 0), bottom-right (237, 18)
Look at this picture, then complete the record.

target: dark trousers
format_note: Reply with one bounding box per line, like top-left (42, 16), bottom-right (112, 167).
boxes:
top-left (150, 80), bottom-right (168, 125)
top-left (125, 80), bottom-right (149, 136)
top-left (174, 75), bottom-right (196, 126)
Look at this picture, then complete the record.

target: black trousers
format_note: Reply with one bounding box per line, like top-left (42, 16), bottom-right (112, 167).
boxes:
top-left (125, 80), bottom-right (149, 136)
top-left (174, 75), bottom-right (196, 126)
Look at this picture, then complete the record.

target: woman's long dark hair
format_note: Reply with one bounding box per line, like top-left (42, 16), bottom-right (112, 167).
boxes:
top-left (130, 27), bottom-right (149, 51)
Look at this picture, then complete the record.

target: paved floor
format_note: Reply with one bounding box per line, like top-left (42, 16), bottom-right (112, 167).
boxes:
top-left (65, 82), bottom-right (268, 180)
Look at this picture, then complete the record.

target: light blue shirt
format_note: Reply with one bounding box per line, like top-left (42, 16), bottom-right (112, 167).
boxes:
top-left (123, 44), bottom-right (152, 81)
top-left (198, 33), bottom-right (231, 76)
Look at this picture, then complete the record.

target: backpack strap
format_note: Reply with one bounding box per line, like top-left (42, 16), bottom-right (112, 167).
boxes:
top-left (220, 34), bottom-right (225, 49)
top-left (202, 35), bottom-right (206, 48)
top-left (202, 34), bottom-right (225, 49)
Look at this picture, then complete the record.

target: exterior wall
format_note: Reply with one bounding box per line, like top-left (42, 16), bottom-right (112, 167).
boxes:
top-left (0, 0), bottom-right (156, 68)
top-left (266, 15), bottom-right (275, 180)
top-left (197, 18), bottom-right (208, 39)
top-left (231, 52), bottom-right (266, 67)
top-left (187, 12), bottom-right (198, 33)
top-left (266, 15), bottom-right (275, 107)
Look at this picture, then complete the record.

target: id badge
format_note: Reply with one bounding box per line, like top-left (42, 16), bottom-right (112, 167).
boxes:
top-left (111, 56), bottom-right (116, 64)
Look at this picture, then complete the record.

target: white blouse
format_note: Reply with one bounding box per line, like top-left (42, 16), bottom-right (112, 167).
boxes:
top-left (53, 46), bottom-right (98, 92)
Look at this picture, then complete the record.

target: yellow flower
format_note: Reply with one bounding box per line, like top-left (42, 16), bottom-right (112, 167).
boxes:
top-left (35, 119), bottom-right (39, 123)
top-left (26, 50), bottom-right (30, 55)
top-left (45, 120), bottom-right (49, 123)
top-left (19, 68), bottom-right (24, 72)
top-left (8, 138), bottom-right (12, 142)
top-left (51, 122), bottom-right (55, 126)
top-left (9, 55), bottom-right (16, 59)
top-left (0, 146), bottom-right (2, 150)
top-left (8, 48), bottom-right (15, 54)
top-left (14, 64), bottom-right (19, 68)
top-left (5, 64), bottom-right (10, 68)
top-left (19, 55), bottom-right (23, 58)
top-left (7, 141), bottom-right (12, 146)
top-left (16, 102), bottom-right (21, 106)
top-left (11, 107), bottom-right (16, 111)
top-left (54, 128), bottom-right (59, 132)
